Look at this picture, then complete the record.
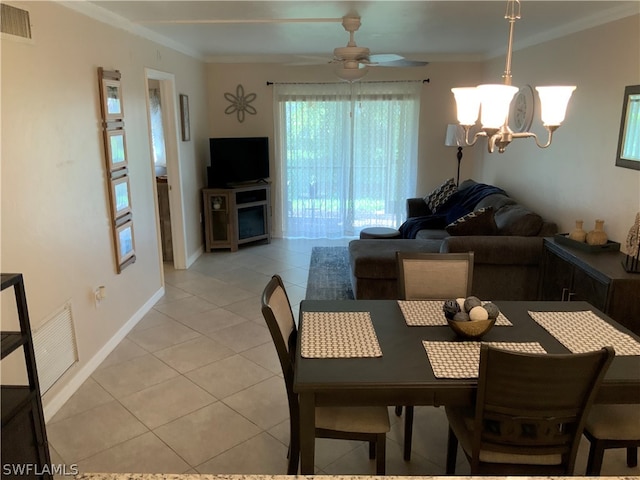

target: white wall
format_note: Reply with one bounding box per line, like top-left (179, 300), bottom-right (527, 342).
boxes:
top-left (475, 15), bottom-right (640, 249)
top-left (0, 1), bottom-right (208, 417)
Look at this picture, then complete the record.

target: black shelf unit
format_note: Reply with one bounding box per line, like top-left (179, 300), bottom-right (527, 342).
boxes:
top-left (1, 273), bottom-right (52, 479)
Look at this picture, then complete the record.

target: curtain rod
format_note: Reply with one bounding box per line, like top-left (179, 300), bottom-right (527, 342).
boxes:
top-left (266, 78), bottom-right (429, 86)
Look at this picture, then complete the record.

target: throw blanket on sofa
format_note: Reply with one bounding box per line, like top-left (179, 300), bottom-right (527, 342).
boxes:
top-left (399, 183), bottom-right (506, 239)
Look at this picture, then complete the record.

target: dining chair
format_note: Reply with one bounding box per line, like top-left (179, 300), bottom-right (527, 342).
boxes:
top-left (396, 251), bottom-right (474, 301)
top-left (395, 251), bottom-right (474, 460)
top-left (261, 274), bottom-right (390, 475)
top-left (583, 404), bottom-right (639, 475)
top-left (445, 344), bottom-right (615, 475)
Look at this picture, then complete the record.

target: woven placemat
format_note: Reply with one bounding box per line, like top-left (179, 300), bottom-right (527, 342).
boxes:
top-left (301, 311), bottom-right (382, 358)
top-left (398, 300), bottom-right (512, 326)
top-left (422, 341), bottom-right (546, 378)
top-left (529, 311), bottom-right (640, 356)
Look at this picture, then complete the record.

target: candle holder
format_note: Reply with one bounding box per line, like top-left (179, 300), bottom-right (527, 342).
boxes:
top-left (623, 250), bottom-right (640, 273)
top-left (622, 212), bottom-right (640, 273)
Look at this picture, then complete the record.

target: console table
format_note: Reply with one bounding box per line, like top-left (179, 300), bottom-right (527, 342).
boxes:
top-left (539, 237), bottom-right (640, 334)
top-left (202, 184), bottom-right (271, 252)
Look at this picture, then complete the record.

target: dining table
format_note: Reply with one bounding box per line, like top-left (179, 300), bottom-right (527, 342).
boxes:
top-left (293, 299), bottom-right (640, 474)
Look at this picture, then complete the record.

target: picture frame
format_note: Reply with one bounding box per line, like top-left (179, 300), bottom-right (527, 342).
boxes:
top-left (615, 84), bottom-right (640, 171)
top-left (180, 93), bottom-right (190, 141)
top-left (115, 220), bottom-right (136, 269)
top-left (110, 175), bottom-right (132, 219)
top-left (100, 76), bottom-right (124, 121)
top-left (105, 129), bottom-right (128, 171)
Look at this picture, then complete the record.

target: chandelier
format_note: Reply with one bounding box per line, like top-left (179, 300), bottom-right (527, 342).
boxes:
top-left (451, 0), bottom-right (576, 153)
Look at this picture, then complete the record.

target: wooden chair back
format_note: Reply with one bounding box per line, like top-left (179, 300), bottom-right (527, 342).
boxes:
top-left (470, 344), bottom-right (615, 474)
top-left (397, 252), bottom-right (474, 300)
top-left (261, 275), bottom-right (297, 395)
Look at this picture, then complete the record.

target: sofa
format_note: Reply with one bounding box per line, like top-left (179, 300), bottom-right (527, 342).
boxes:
top-left (348, 179), bottom-right (557, 301)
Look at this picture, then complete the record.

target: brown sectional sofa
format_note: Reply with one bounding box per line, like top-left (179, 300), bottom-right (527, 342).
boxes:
top-left (348, 180), bottom-right (557, 301)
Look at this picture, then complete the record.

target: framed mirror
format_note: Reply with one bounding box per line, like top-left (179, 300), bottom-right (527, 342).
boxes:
top-left (615, 84), bottom-right (640, 170)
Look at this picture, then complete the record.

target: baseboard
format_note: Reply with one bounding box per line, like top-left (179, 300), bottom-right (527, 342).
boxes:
top-left (186, 245), bottom-right (204, 269)
top-left (42, 286), bottom-right (165, 422)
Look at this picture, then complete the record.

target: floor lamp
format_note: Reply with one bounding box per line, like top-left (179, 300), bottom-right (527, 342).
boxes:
top-left (445, 124), bottom-right (464, 186)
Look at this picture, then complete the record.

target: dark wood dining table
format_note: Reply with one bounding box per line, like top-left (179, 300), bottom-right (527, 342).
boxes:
top-left (293, 299), bottom-right (640, 474)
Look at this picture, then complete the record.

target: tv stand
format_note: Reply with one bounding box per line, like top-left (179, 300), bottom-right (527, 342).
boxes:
top-left (203, 183), bottom-right (271, 252)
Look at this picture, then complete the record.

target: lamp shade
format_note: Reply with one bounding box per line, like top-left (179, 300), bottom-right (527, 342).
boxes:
top-left (444, 124), bottom-right (464, 147)
top-left (478, 84), bottom-right (519, 129)
top-left (451, 87), bottom-right (481, 126)
top-left (535, 86), bottom-right (576, 126)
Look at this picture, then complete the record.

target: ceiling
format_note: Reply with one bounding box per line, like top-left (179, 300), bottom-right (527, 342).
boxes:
top-left (72, 1), bottom-right (639, 63)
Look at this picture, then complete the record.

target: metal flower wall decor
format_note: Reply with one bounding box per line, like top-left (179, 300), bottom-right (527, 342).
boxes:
top-left (224, 84), bottom-right (257, 123)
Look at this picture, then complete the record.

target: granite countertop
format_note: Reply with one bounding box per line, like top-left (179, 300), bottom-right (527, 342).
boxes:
top-left (74, 475), bottom-right (638, 480)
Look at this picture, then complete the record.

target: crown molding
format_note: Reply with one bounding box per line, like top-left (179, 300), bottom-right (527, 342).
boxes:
top-left (56, 0), bottom-right (205, 61)
top-left (486, 2), bottom-right (640, 59)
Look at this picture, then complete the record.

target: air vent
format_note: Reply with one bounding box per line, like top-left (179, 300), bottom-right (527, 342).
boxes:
top-left (32, 302), bottom-right (79, 394)
top-left (1, 3), bottom-right (32, 39)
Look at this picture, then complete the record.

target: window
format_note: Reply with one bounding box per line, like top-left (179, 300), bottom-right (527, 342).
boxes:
top-left (274, 82), bottom-right (421, 238)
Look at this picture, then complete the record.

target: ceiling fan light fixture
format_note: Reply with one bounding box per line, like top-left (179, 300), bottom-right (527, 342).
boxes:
top-left (335, 65), bottom-right (369, 82)
top-left (330, 14), bottom-right (426, 81)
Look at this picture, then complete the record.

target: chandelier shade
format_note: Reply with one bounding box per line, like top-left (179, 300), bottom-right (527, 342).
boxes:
top-left (451, 88), bottom-right (481, 126)
top-left (478, 84), bottom-right (519, 129)
top-left (535, 86), bottom-right (577, 126)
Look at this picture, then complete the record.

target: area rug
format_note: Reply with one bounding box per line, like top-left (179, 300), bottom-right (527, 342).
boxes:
top-left (305, 246), bottom-right (355, 300)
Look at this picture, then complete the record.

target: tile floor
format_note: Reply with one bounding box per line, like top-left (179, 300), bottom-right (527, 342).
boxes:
top-left (47, 238), bottom-right (639, 476)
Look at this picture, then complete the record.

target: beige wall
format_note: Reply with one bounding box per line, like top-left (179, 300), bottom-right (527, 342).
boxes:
top-left (1, 1), bottom-right (208, 416)
top-left (475, 15), bottom-right (640, 249)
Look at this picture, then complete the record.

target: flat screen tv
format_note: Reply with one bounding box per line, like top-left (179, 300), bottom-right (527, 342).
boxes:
top-left (208, 137), bottom-right (269, 187)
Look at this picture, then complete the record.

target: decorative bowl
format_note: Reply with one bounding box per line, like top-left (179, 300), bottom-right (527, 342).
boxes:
top-left (446, 317), bottom-right (496, 339)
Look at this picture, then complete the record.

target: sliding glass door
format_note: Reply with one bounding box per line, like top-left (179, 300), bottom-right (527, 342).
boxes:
top-left (274, 82), bottom-right (421, 238)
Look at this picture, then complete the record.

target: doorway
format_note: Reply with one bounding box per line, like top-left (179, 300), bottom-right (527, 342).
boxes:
top-left (144, 69), bottom-right (188, 271)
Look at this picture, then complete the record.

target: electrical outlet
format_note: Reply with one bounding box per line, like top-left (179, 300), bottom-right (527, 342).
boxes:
top-left (94, 286), bottom-right (106, 307)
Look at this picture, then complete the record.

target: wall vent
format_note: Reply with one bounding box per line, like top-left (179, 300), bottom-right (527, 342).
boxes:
top-left (32, 303), bottom-right (79, 394)
top-left (1, 3), bottom-right (32, 39)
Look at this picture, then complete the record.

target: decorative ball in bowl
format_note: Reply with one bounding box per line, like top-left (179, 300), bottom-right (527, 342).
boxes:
top-left (442, 297), bottom-right (500, 339)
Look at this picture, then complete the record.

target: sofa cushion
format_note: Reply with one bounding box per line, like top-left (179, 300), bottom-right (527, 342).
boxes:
top-left (416, 229), bottom-right (449, 240)
top-left (475, 192), bottom-right (516, 211)
top-left (424, 178), bottom-right (457, 213)
top-left (458, 179), bottom-right (478, 191)
top-left (446, 207), bottom-right (497, 236)
top-left (494, 204), bottom-right (543, 236)
top-left (349, 239), bottom-right (442, 279)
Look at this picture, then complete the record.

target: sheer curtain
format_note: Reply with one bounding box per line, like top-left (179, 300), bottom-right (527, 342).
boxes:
top-left (273, 81), bottom-right (421, 238)
top-left (149, 88), bottom-right (167, 174)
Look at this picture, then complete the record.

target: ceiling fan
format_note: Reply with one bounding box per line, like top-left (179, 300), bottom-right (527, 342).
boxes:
top-left (332, 16), bottom-right (428, 81)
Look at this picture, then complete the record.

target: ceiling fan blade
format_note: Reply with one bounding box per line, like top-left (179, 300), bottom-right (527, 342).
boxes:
top-left (371, 58), bottom-right (429, 68)
top-left (368, 53), bottom-right (404, 63)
